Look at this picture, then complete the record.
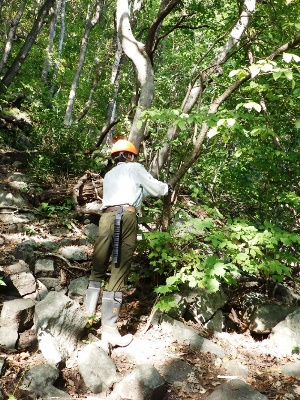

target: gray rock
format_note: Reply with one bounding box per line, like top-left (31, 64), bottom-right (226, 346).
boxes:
top-left (275, 283), bottom-right (300, 305)
top-left (7, 270), bottom-right (36, 297)
top-left (224, 360), bottom-right (248, 378)
top-left (205, 309), bottom-right (224, 332)
top-left (281, 362), bottom-right (300, 379)
top-left (34, 291), bottom-right (86, 364)
top-left (35, 258), bottom-right (55, 276)
top-left (269, 309), bottom-right (300, 355)
top-left (37, 330), bottom-right (63, 366)
top-left (59, 246), bottom-right (88, 261)
top-left (8, 172), bottom-right (29, 182)
top-left (155, 313), bottom-right (204, 348)
top-left (7, 172), bottom-right (28, 190)
top-left (206, 378), bottom-right (268, 399)
top-left (0, 326), bottom-right (18, 350)
top-left (240, 292), bottom-right (269, 312)
top-left (248, 303), bottom-right (298, 334)
top-left (35, 279), bottom-right (49, 301)
top-left (156, 314), bottom-right (225, 357)
top-left (3, 260), bottom-right (30, 275)
top-left (13, 240), bottom-right (36, 268)
top-left (201, 337), bottom-right (225, 358)
top-left (0, 298), bottom-right (35, 331)
top-left (110, 364), bottom-right (166, 400)
top-left (37, 277), bottom-right (65, 292)
top-left (78, 343), bottom-right (119, 393)
top-left (21, 363), bottom-right (71, 398)
top-left (18, 329), bottom-right (38, 350)
top-left (161, 291), bottom-right (188, 319)
top-left (12, 161), bottom-right (23, 169)
top-left (0, 213), bottom-right (35, 224)
top-left (0, 189), bottom-right (29, 208)
top-left (183, 286), bottom-right (228, 324)
top-left (84, 223), bottom-right (99, 242)
top-left (160, 358), bottom-right (192, 383)
top-left (68, 276), bottom-right (89, 302)
top-left (39, 241), bottom-right (59, 251)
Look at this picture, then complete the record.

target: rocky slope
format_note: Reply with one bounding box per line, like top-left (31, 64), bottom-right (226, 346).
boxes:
top-left (1, 150), bottom-right (300, 400)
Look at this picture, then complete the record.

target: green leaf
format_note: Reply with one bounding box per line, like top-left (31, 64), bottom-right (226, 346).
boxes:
top-left (295, 119), bottom-right (300, 129)
top-left (273, 71), bottom-right (282, 80)
top-left (284, 70), bottom-right (293, 80)
top-left (205, 277), bottom-right (220, 292)
top-left (244, 102), bottom-right (261, 112)
top-left (213, 262), bottom-right (226, 276)
top-left (227, 118), bottom-right (236, 127)
top-left (166, 276), bottom-right (178, 286)
top-left (155, 285), bottom-right (171, 294)
top-left (249, 64), bottom-right (260, 78)
top-left (293, 54), bottom-right (300, 62)
top-left (207, 127), bottom-right (218, 138)
top-left (283, 53), bottom-right (293, 63)
top-left (155, 296), bottom-right (178, 312)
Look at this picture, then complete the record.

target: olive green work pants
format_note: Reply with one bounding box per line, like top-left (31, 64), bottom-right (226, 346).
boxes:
top-left (89, 210), bottom-right (138, 291)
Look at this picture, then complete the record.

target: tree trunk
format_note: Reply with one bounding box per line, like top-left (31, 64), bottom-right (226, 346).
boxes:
top-left (0, 2), bottom-right (25, 75)
top-left (42, 0), bottom-right (62, 85)
top-left (103, 37), bottom-right (124, 145)
top-left (0, 0), bottom-right (55, 94)
top-left (116, 0), bottom-right (154, 152)
top-left (64, 0), bottom-right (103, 126)
top-left (50, 0), bottom-right (66, 97)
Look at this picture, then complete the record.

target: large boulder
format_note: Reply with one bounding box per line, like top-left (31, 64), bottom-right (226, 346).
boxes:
top-left (0, 298), bottom-right (35, 331)
top-left (155, 314), bottom-right (225, 357)
top-left (12, 240), bottom-right (36, 269)
top-left (206, 379), bottom-right (268, 400)
top-left (167, 285), bottom-right (228, 329)
top-left (268, 309), bottom-right (300, 356)
top-left (110, 364), bottom-right (166, 400)
top-left (34, 291), bottom-right (86, 365)
top-left (21, 363), bottom-right (71, 399)
top-left (247, 303), bottom-right (298, 334)
top-left (77, 343), bottom-right (119, 393)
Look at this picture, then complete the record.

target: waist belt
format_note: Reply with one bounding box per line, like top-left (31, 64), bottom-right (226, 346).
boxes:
top-left (103, 205), bottom-right (136, 213)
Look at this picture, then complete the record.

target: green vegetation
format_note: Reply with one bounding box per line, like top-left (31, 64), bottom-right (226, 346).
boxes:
top-left (137, 212), bottom-right (299, 311)
top-left (0, 0), bottom-right (299, 309)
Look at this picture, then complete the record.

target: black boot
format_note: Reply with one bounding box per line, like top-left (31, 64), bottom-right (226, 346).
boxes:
top-left (101, 291), bottom-right (133, 347)
top-left (84, 281), bottom-right (101, 316)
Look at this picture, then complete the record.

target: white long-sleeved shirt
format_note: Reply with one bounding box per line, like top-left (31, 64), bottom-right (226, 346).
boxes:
top-left (101, 162), bottom-right (168, 210)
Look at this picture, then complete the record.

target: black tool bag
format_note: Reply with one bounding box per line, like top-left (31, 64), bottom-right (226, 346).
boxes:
top-left (112, 206), bottom-right (123, 265)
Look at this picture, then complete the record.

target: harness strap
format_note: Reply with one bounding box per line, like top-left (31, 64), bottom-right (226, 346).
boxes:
top-left (112, 206), bottom-right (123, 265)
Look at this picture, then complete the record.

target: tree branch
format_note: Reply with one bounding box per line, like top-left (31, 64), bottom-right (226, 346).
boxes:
top-left (145, 0), bottom-right (181, 61)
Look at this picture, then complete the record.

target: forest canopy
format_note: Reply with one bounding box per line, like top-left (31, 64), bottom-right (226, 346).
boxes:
top-left (0, 0), bottom-right (299, 298)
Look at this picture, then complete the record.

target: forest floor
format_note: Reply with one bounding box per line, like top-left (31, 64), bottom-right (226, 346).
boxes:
top-left (1, 261), bottom-right (300, 400)
top-left (1, 155), bottom-right (300, 399)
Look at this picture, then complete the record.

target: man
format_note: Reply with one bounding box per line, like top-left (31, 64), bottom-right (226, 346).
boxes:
top-left (84, 139), bottom-right (169, 347)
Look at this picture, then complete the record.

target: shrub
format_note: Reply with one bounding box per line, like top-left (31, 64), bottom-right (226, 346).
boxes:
top-left (138, 213), bottom-right (299, 311)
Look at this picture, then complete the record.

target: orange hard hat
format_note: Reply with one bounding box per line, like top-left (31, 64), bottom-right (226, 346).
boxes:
top-left (110, 139), bottom-right (138, 155)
